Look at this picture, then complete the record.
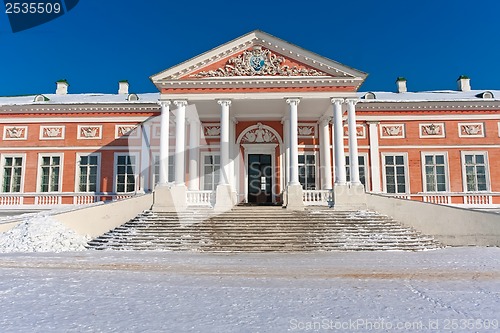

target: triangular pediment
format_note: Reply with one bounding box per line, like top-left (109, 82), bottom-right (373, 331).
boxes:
top-left (151, 30), bottom-right (367, 91)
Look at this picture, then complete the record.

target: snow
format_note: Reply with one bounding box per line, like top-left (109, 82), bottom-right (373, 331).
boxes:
top-left (0, 92), bottom-right (160, 106)
top-left (0, 215), bottom-right (89, 253)
top-left (0, 248), bottom-right (498, 332)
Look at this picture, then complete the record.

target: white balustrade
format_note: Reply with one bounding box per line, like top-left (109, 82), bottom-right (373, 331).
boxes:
top-left (187, 191), bottom-right (214, 207)
top-left (303, 190), bottom-right (333, 206)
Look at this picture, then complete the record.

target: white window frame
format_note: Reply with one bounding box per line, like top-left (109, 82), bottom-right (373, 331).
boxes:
top-left (0, 154), bottom-right (26, 193)
top-left (345, 152), bottom-right (370, 191)
top-left (113, 152), bottom-right (139, 193)
top-left (461, 151), bottom-right (490, 192)
top-left (152, 153), bottom-right (175, 186)
top-left (381, 152), bottom-right (409, 194)
top-left (75, 153), bottom-right (101, 193)
top-left (37, 153), bottom-right (64, 193)
top-left (421, 152), bottom-right (450, 193)
top-left (298, 151), bottom-right (318, 190)
top-left (200, 151), bottom-right (220, 191)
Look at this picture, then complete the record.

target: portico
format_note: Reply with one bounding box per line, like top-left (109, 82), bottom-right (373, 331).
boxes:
top-left (150, 30), bottom-right (368, 211)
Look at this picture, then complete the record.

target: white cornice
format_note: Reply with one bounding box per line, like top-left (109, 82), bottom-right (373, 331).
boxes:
top-left (358, 115), bottom-right (500, 121)
top-left (357, 101), bottom-right (500, 111)
top-left (0, 116), bottom-right (152, 124)
top-left (0, 105), bottom-right (160, 113)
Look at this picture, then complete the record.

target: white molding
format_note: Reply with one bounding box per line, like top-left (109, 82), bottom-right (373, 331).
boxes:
top-left (358, 115), bottom-right (500, 121)
top-left (298, 123), bottom-right (317, 138)
top-left (380, 124), bottom-right (405, 139)
top-left (377, 144), bottom-right (500, 149)
top-left (458, 122), bottom-right (485, 138)
top-left (0, 153), bottom-right (26, 193)
top-left (419, 123), bottom-right (445, 138)
top-left (77, 125), bottom-right (102, 140)
top-left (36, 153), bottom-right (64, 193)
top-left (460, 151), bottom-right (491, 192)
top-left (381, 152), bottom-right (409, 194)
top-left (3, 126), bottom-right (28, 140)
top-left (74, 152), bottom-right (101, 193)
top-left (343, 124), bottom-right (366, 139)
top-left (0, 116), bottom-right (151, 124)
top-left (39, 125), bottom-right (65, 140)
top-left (115, 125), bottom-right (140, 139)
top-left (420, 151), bottom-right (450, 192)
top-left (0, 146), bottom-right (134, 151)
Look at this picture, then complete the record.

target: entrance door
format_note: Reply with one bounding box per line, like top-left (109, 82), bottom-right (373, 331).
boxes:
top-left (248, 154), bottom-right (272, 204)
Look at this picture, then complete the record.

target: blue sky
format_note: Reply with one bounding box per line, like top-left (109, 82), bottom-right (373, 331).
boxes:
top-left (1, 0), bottom-right (499, 96)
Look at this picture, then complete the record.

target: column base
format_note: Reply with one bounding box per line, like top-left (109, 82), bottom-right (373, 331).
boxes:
top-left (152, 184), bottom-right (187, 212)
top-left (333, 184), bottom-right (366, 210)
top-left (214, 184), bottom-right (236, 212)
top-left (286, 184), bottom-right (304, 211)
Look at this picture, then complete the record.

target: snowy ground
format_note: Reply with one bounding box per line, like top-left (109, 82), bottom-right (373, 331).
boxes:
top-left (0, 248), bottom-right (499, 332)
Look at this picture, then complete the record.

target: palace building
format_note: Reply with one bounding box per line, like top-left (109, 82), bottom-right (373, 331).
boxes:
top-left (0, 30), bottom-right (499, 210)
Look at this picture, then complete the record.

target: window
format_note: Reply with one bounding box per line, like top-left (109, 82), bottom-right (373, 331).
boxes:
top-left (345, 155), bottom-right (367, 187)
top-left (153, 154), bottom-right (175, 185)
top-left (202, 154), bottom-right (220, 190)
top-left (77, 154), bottom-right (99, 192)
top-left (39, 155), bottom-right (62, 192)
top-left (2, 156), bottom-right (23, 193)
top-left (299, 154), bottom-right (316, 190)
top-left (423, 153), bottom-right (447, 192)
top-left (463, 152), bottom-right (489, 192)
top-left (115, 154), bottom-right (137, 193)
top-left (383, 154), bottom-right (407, 194)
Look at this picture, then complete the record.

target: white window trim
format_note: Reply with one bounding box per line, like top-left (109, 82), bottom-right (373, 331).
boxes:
top-left (0, 153), bottom-right (26, 193)
top-left (36, 153), bottom-right (64, 193)
top-left (75, 152), bottom-right (101, 193)
top-left (298, 151), bottom-right (318, 190)
top-left (460, 151), bottom-right (490, 192)
top-left (420, 151), bottom-right (450, 192)
top-left (381, 152), bottom-right (410, 194)
top-left (344, 152), bottom-right (370, 191)
top-left (200, 151), bottom-right (220, 191)
top-left (113, 152), bottom-right (140, 193)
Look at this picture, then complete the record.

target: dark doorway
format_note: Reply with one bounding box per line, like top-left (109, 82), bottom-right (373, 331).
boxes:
top-left (248, 154), bottom-right (272, 204)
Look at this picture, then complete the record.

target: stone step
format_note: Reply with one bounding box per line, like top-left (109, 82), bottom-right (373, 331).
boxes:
top-left (87, 209), bottom-right (443, 252)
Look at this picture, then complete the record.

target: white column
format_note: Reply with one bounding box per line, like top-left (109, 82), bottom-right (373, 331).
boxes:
top-left (347, 99), bottom-right (361, 185)
top-left (282, 118), bottom-right (290, 186)
top-left (229, 117), bottom-right (237, 191)
top-left (286, 98), bottom-right (300, 186)
top-left (173, 100), bottom-right (187, 186)
top-left (330, 122), bottom-right (336, 183)
top-left (218, 100), bottom-right (231, 185)
top-left (319, 118), bottom-right (333, 189)
top-left (139, 123), bottom-right (151, 192)
top-left (158, 101), bottom-right (170, 185)
top-left (368, 121), bottom-right (381, 192)
top-left (332, 98), bottom-right (346, 184)
top-left (188, 118), bottom-right (200, 191)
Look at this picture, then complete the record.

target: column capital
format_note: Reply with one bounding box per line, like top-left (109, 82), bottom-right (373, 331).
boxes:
top-left (285, 98), bottom-right (301, 106)
top-left (217, 99), bottom-right (232, 107)
top-left (231, 116), bottom-right (239, 124)
top-left (157, 100), bottom-right (171, 107)
top-left (318, 115), bottom-right (332, 125)
top-left (345, 98), bottom-right (360, 106)
top-left (173, 100), bottom-right (188, 107)
top-left (330, 98), bottom-right (345, 104)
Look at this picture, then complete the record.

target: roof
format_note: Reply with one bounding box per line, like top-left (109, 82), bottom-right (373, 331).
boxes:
top-left (357, 90), bottom-right (500, 102)
top-left (0, 93), bottom-right (160, 107)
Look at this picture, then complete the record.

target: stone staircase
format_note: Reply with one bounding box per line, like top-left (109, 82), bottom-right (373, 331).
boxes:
top-left (87, 207), bottom-right (442, 252)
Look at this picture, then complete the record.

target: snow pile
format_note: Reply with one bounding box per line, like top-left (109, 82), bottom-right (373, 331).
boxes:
top-left (0, 215), bottom-right (89, 253)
